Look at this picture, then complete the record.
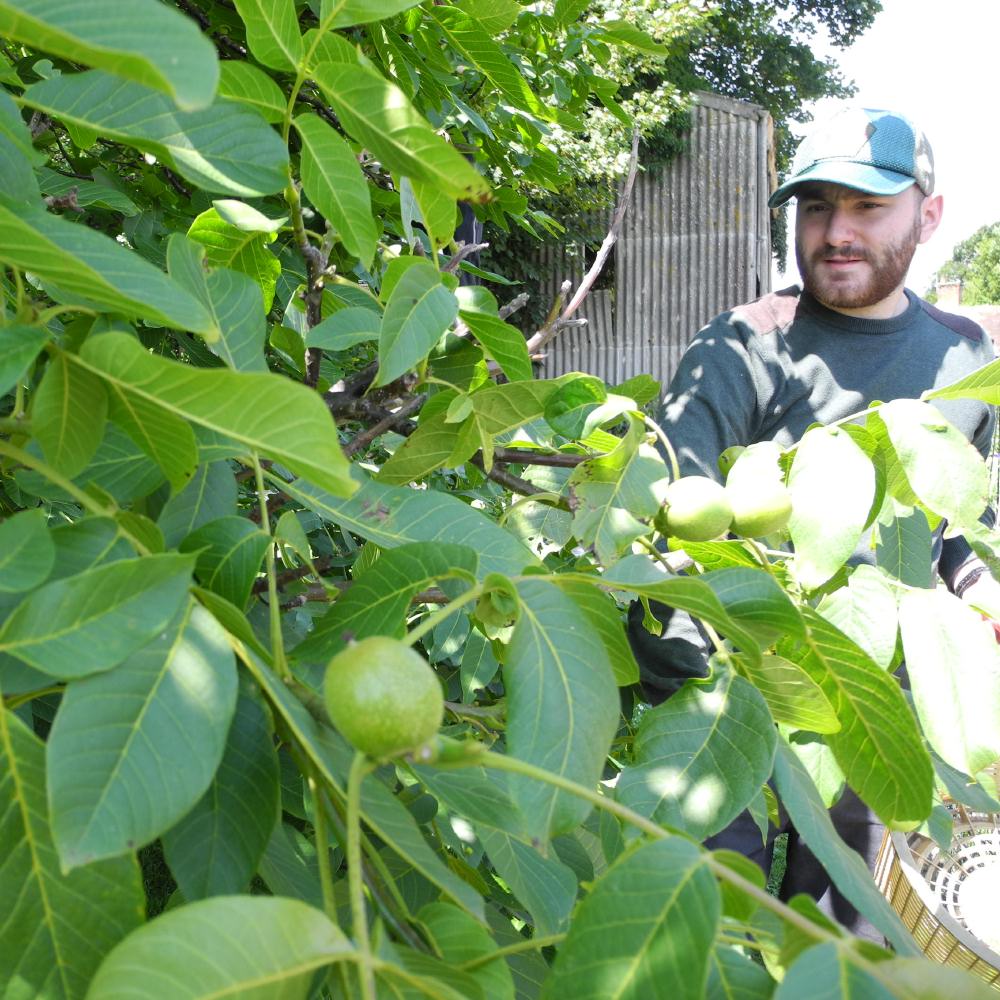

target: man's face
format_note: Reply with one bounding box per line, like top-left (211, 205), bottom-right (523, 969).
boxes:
top-left (794, 183), bottom-right (936, 316)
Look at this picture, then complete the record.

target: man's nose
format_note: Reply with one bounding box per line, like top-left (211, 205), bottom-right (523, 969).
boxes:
top-left (824, 207), bottom-right (855, 246)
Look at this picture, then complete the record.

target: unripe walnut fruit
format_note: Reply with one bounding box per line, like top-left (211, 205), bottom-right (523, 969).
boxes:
top-left (655, 475), bottom-right (733, 542)
top-left (323, 636), bottom-right (444, 759)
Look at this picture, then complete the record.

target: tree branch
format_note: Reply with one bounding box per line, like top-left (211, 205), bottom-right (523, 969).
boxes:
top-left (469, 455), bottom-right (542, 495)
top-left (443, 241), bottom-right (490, 274)
top-left (492, 447), bottom-right (586, 468)
top-left (343, 393), bottom-right (428, 456)
top-left (525, 127), bottom-right (641, 355)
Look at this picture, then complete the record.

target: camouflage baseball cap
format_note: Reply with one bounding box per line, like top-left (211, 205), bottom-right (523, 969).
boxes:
top-left (768, 108), bottom-right (934, 208)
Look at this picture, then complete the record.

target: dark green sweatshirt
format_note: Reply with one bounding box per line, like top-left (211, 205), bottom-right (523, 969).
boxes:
top-left (630, 285), bottom-right (996, 700)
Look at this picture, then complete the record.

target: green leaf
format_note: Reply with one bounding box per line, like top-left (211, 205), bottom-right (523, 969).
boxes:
top-left (0, 323), bottom-right (48, 397)
top-left (788, 426), bottom-right (875, 589)
top-left (874, 399), bottom-right (988, 528)
top-left (186, 208), bottom-right (282, 311)
top-left (86, 896), bottom-right (353, 999)
top-left (17, 424), bottom-right (166, 504)
top-left (0, 553), bottom-right (193, 679)
top-left (602, 556), bottom-right (764, 667)
top-left (774, 943), bottom-right (892, 999)
top-left (377, 260), bottom-right (459, 386)
top-left (600, 19), bottom-right (669, 56)
top-left (32, 353), bottom-right (108, 478)
top-left (545, 375), bottom-right (607, 439)
top-left (162, 682), bottom-right (279, 899)
top-left (158, 461), bottom-right (239, 548)
top-left (0, 89), bottom-right (42, 203)
top-left (0, 0), bottom-right (219, 110)
top-left (0, 708), bottom-right (143, 1000)
top-left (410, 763), bottom-right (520, 837)
top-left (505, 578), bottom-right (619, 841)
top-left (49, 517), bottom-right (131, 581)
top-left (418, 902), bottom-right (515, 1000)
top-left (377, 410), bottom-right (463, 486)
top-left (295, 113), bottom-right (378, 267)
top-left (479, 827), bottom-right (578, 936)
top-left (180, 516), bottom-right (271, 610)
top-left (305, 306), bottom-right (381, 350)
top-left (291, 542), bottom-right (478, 662)
top-left (782, 609), bottom-right (933, 827)
top-left (866, 958), bottom-right (1000, 1000)
top-left (286, 475), bottom-right (538, 577)
top-left (431, 6), bottom-right (548, 118)
top-left (313, 61), bottom-right (489, 201)
top-left (816, 565), bottom-right (899, 670)
top-left (217, 59), bottom-right (286, 122)
top-left (38, 167), bottom-right (139, 215)
top-left (787, 735), bottom-right (845, 808)
top-left (232, 0), bottom-right (302, 72)
top-left (875, 504), bottom-right (932, 588)
top-left (0, 509), bottom-right (54, 594)
top-left (735, 654), bottom-right (839, 734)
top-left (0, 202), bottom-right (216, 336)
top-left (24, 71), bottom-right (288, 197)
top-left (542, 837), bottom-right (720, 1000)
top-left (401, 174), bottom-right (458, 251)
top-left (899, 588), bottom-right (1000, 776)
top-left (555, 578), bottom-right (640, 686)
top-left (701, 567), bottom-right (806, 647)
top-left (321, 0), bottom-right (427, 28)
top-left (257, 819), bottom-right (324, 908)
top-left (707, 945), bottom-right (776, 1000)
top-left (103, 363), bottom-right (199, 492)
top-left (47, 600), bottom-right (237, 869)
top-left (75, 333), bottom-right (356, 498)
top-left (618, 670), bottom-right (777, 840)
top-left (923, 355), bottom-right (1000, 404)
top-left (460, 310), bottom-right (532, 382)
top-left (168, 235), bottom-right (268, 372)
top-left (569, 421), bottom-right (668, 565)
top-left (771, 740), bottom-right (919, 955)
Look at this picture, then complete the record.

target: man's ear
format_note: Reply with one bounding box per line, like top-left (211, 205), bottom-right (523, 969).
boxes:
top-left (918, 193), bottom-right (943, 244)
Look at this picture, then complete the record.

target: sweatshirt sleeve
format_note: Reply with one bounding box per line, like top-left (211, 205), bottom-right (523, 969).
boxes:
top-left (659, 314), bottom-right (763, 482)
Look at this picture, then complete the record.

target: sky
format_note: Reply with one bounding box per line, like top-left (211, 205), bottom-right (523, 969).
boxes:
top-left (773, 0), bottom-right (1000, 297)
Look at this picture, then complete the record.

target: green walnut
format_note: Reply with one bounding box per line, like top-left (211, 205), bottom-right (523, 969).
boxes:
top-left (724, 443), bottom-right (793, 538)
top-left (655, 475), bottom-right (733, 542)
top-left (324, 636), bottom-right (444, 760)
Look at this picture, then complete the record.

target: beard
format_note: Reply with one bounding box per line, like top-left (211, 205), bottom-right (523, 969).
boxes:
top-left (797, 217), bottom-right (921, 311)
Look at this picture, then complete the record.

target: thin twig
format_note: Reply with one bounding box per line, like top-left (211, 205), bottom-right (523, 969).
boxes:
top-left (162, 166), bottom-right (192, 199)
top-left (469, 454), bottom-right (542, 496)
top-left (525, 127), bottom-right (641, 355)
top-left (343, 394), bottom-right (428, 456)
top-left (498, 292), bottom-right (530, 320)
top-left (442, 242), bottom-right (490, 273)
top-left (492, 447), bottom-right (586, 468)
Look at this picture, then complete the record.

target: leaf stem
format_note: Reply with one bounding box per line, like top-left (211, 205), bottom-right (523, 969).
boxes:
top-left (0, 416), bottom-right (30, 434)
top-left (4, 685), bottom-right (64, 710)
top-left (403, 584), bottom-right (483, 648)
top-left (309, 771), bottom-right (338, 923)
top-left (0, 439), bottom-right (107, 513)
top-left (643, 413), bottom-right (680, 482)
top-left (456, 933), bottom-right (565, 970)
top-left (253, 452), bottom-right (289, 681)
top-left (347, 751), bottom-right (378, 1000)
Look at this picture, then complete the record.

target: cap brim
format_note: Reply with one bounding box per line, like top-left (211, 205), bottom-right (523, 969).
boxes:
top-left (768, 161), bottom-right (916, 209)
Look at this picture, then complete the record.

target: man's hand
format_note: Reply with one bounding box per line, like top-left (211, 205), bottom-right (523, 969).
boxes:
top-left (959, 570), bottom-right (1000, 642)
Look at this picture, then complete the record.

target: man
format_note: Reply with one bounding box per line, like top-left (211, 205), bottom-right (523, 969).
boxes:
top-left (628, 107), bottom-right (998, 937)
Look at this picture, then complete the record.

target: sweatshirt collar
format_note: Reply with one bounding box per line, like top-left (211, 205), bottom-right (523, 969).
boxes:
top-left (798, 287), bottom-right (921, 334)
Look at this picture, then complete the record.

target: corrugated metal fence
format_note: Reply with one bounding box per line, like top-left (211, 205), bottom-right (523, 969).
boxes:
top-left (538, 92), bottom-right (773, 390)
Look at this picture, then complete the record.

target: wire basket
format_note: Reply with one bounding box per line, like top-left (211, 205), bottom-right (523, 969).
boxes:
top-left (875, 793), bottom-right (1000, 990)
